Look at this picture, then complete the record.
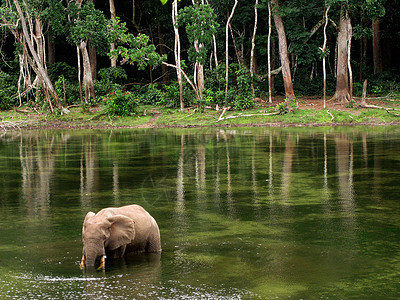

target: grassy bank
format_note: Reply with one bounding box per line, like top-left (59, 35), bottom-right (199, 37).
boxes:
top-left (1, 100), bottom-right (400, 131)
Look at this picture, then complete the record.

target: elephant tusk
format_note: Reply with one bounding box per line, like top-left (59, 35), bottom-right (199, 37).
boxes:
top-left (97, 255), bottom-right (106, 271)
top-left (80, 255), bottom-right (86, 270)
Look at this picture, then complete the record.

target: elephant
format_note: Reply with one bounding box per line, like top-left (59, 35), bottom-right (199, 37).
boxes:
top-left (80, 204), bottom-right (161, 270)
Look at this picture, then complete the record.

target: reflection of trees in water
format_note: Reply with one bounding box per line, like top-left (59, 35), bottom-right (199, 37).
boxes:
top-left (334, 134), bottom-right (355, 209)
top-left (80, 135), bottom-right (99, 208)
top-left (19, 133), bottom-right (60, 216)
top-left (280, 134), bottom-right (295, 201)
top-left (4, 129), bottom-right (400, 286)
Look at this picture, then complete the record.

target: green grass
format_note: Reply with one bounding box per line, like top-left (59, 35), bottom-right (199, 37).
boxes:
top-left (1, 102), bottom-right (400, 130)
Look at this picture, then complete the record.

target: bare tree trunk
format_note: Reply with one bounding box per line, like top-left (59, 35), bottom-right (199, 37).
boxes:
top-left (75, 0), bottom-right (95, 103)
top-left (172, 0), bottom-right (184, 111)
top-left (193, 41), bottom-right (204, 99)
top-left (212, 34), bottom-right (218, 68)
top-left (250, 0), bottom-right (258, 96)
top-left (205, 0), bottom-right (218, 69)
top-left (77, 46), bottom-right (83, 103)
top-left (347, 17), bottom-right (353, 99)
top-left (271, 0), bottom-right (295, 109)
top-left (333, 5), bottom-right (352, 104)
top-left (191, 0), bottom-right (205, 99)
top-left (89, 43), bottom-right (97, 79)
top-left (320, 6), bottom-right (330, 109)
top-left (361, 79), bottom-right (367, 106)
top-left (34, 19), bottom-right (44, 66)
top-left (197, 62), bottom-right (204, 99)
top-left (17, 54), bottom-right (24, 106)
top-left (372, 18), bottom-right (383, 74)
top-left (109, 0), bottom-right (117, 67)
top-left (267, 2), bottom-right (272, 103)
top-left (80, 41), bottom-right (95, 102)
top-left (225, 0), bottom-right (238, 94)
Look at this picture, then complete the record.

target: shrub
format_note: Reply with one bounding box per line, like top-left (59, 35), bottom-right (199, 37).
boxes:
top-left (55, 75), bottom-right (80, 105)
top-left (94, 67), bottom-right (127, 99)
top-left (138, 84), bottom-right (165, 105)
top-left (102, 90), bottom-right (138, 116)
top-left (233, 94), bottom-right (254, 110)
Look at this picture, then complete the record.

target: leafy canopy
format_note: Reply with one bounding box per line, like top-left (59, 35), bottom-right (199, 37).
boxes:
top-left (176, 3), bottom-right (218, 65)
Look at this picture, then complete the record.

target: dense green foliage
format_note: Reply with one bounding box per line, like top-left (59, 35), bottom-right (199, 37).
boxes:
top-left (0, 0), bottom-right (398, 115)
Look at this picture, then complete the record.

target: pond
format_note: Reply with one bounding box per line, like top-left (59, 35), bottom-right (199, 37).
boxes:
top-left (0, 126), bottom-right (399, 299)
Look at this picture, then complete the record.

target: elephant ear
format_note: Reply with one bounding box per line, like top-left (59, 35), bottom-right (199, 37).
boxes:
top-left (106, 215), bottom-right (135, 250)
top-left (82, 212), bottom-right (95, 234)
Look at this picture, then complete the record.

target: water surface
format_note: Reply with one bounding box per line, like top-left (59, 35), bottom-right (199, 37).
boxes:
top-left (0, 127), bottom-right (399, 298)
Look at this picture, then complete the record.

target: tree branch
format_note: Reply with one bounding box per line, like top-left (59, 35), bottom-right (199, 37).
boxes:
top-left (162, 61), bottom-right (200, 99)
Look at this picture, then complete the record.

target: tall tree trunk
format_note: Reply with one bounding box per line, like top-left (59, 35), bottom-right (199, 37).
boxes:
top-left (75, 0), bottom-right (95, 103)
top-left (80, 41), bottom-right (95, 102)
top-left (158, 22), bottom-right (169, 83)
top-left (109, 0), bottom-right (117, 67)
top-left (89, 43), bottom-right (97, 79)
top-left (87, 0), bottom-right (97, 78)
top-left (212, 34), bottom-right (218, 68)
top-left (205, 0), bottom-right (218, 70)
top-left (271, 0), bottom-right (295, 108)
top-left (321, 6), bottom-right (330, 109)
top-left (193, 40), bottom-right (204, 99)
top-left (267, 1), bottom-right (272, 103)
top-left (333, 5), bottom-right (352, 104)
top-left (225, 0), bottom-right (238, 94)
top-left (34, 19), bottom-right (44, 66)
top-left (250, 0), bottom-right (258, 96)
top-left (172, 0), bottom-right (184, 111)
top-left (347, 17), bottom-right (353, 99)
top-left (372, 18), bottom-right (383, 74)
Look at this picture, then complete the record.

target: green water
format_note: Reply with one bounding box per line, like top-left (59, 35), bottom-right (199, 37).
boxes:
top-left (0, 127), bottom-right (399, 299)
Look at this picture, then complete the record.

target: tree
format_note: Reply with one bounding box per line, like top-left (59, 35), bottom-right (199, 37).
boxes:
top-left (250, 0), bottom-right (259, 96)
top-left (0, 0), bottom-right (65, 112)
top-left (108, 18), bottom-right (164, 69)
top-left (67, 1), bottom-right (109, 103)
top-left (109, 0), bottom-right (117, 67)
top-left (332, 2), bottom-right (352, 104)
top-left (177, 2), bottom-right (218, 99)
top-left (225, 0), bottom-right (238, 95)
top-left (172, 0), bottom-right (183, 111)
top-left (362, 0), bottom-right (385, 73)
top-left (271, 0), bottom-right (295, 109)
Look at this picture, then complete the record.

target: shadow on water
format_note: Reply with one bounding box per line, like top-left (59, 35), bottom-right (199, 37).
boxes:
top-left (0, 127), bottom-right (400, 298)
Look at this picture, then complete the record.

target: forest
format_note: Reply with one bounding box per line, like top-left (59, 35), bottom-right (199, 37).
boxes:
top-left (0, 0), bottom-right (399, 117)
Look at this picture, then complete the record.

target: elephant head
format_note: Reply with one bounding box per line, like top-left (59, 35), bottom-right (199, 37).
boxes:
top-left (80, 211), bottom-right (135, 270)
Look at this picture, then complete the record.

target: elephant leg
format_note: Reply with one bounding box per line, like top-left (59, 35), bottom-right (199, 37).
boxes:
top-left (107, 244), bottom-right (127, 258)
top-left (146, 235), bottom-right (162, 252)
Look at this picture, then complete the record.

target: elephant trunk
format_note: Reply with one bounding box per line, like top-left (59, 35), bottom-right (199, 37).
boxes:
top-left (81, 243), bottom-right (105, 270)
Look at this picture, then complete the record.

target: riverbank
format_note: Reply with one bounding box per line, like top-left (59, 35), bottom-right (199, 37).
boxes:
top-left (1, 97), bottom-right (400, 131)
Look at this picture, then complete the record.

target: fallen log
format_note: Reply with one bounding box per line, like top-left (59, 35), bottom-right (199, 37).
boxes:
top-left (358, 80), bottom-right (400, 112)
top-left (217, 111), bottom-right (280, 122)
